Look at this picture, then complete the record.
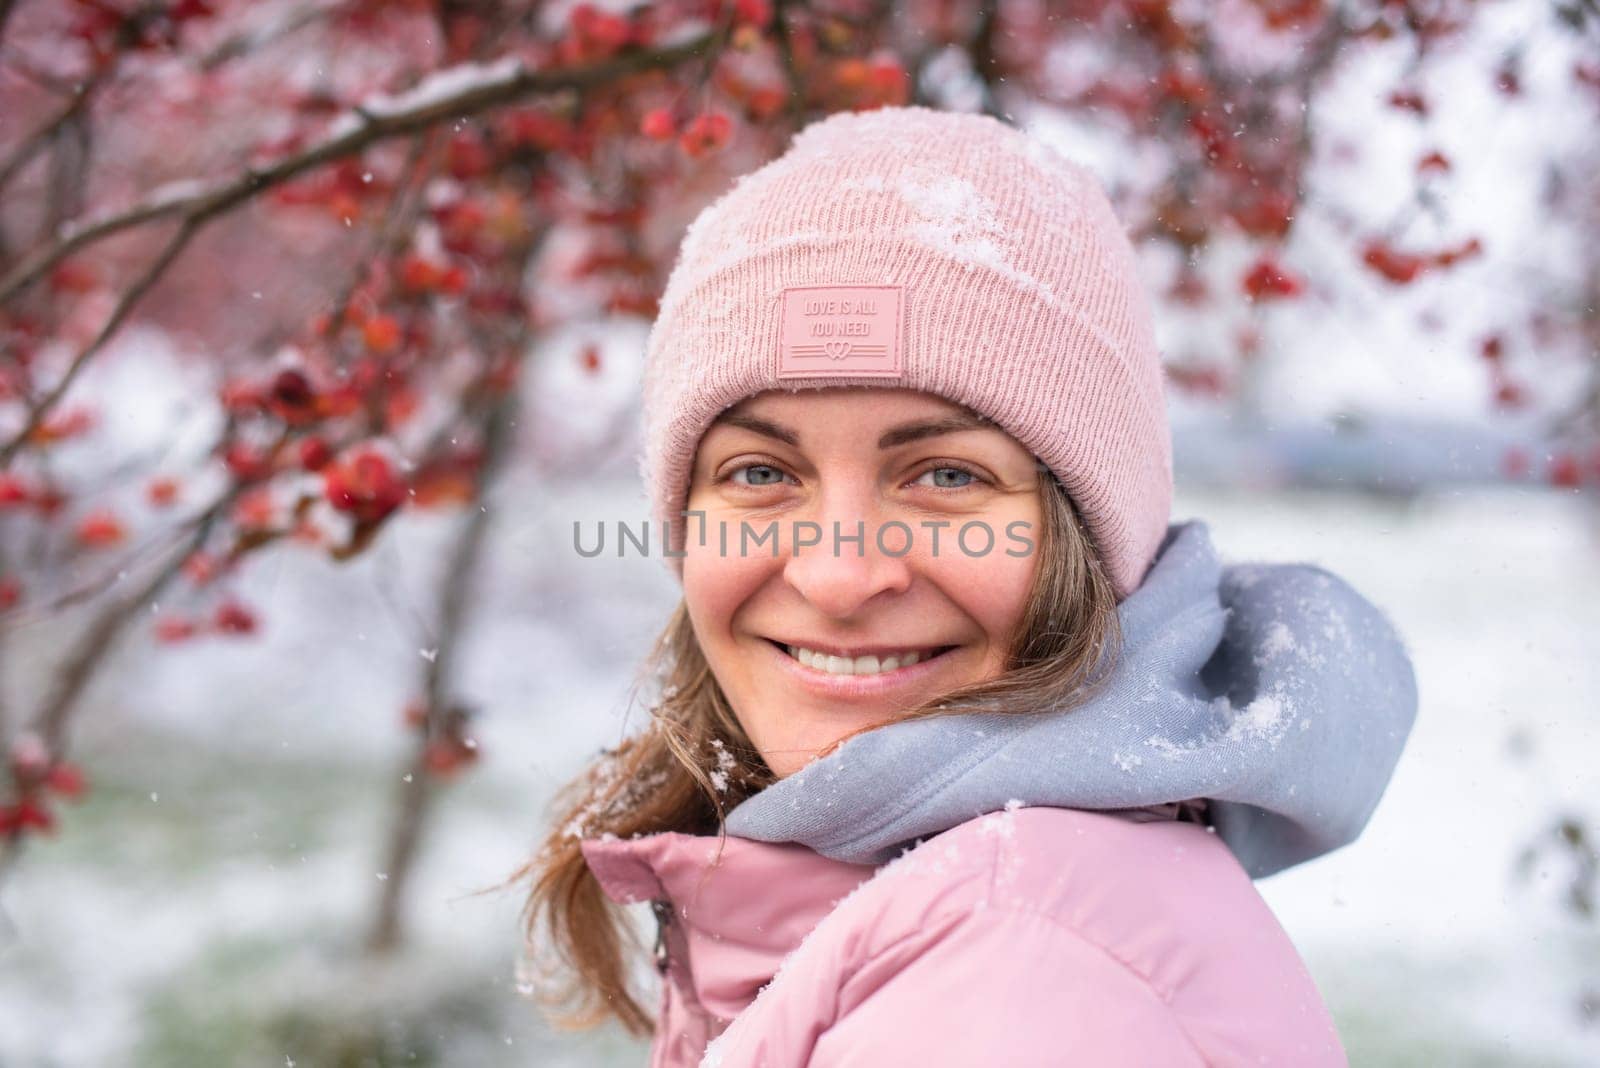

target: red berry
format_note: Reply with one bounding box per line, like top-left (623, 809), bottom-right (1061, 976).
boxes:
top-left (1416, 150), bottom-right (1451, 175)
top-left (155, 615), bottom-right (198, 643)
top-left (1362, 240), bottom-right (1427, 284)
top-left (182, 551), bottom-right (221, 585)
top-left (212, 599), bottom-right (258, 635)
top-left (31, 485), bottom-right (66, 519)
top-left (863, 54), bottom-right (910, 106)
top-left (50, 261), bottom-right (98, 294)
top-left (1241, 257), bottom-right (1305, 301)
top-left (447, 132), bottom-right (493, 180)
top-left (399, 253), bottom-right (440, 293)
top-left (1387, 88), bottom-right (1428, 116)
top-left (1493, 379), bottom-right (1527, 410)
top-left (363, 316), bottom-right (402, 354)
top-left (229, 486), bottom-right (276, 531)
top-left (15, 799), bottom-right (54, 833)
top-left (422, 738), bottom-right (478, 780)
top-left (0, 474), bottom-right (31, 508)
top-left (565, 3), bottom-right (632, 62)
top-left (639, 107), bottom-right (676, 141)
top-left (732, 0), bottom-right (773, 28)
top-left (679, 112), bottom-right (733, 159)
top-left (323, 445), bottom-right (408, 524)
top-left (439, 265), bottom-right (468, 295)
top-left (403, 700), bottom-right (430, 730)
top-left (75, 509), bottom-right (126, 548)
top-left (224, 440), bottom-right (273, 482)
top-left (220, 378), bottom-right (266, 415)
top-left (267, 368), bottom-right (317, 422)
top-left (147, 476), bottom-right (181, 507)
top-left (1549, 452), bottom-right (1583, 488)
top-left (298, 436), bottom-right (333, 472)
top-left (45, 762), bottom-right (87, 798)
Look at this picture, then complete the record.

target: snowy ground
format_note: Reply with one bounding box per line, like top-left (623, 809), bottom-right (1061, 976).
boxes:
top-left (1, 478), bottom-right (1596, 1066)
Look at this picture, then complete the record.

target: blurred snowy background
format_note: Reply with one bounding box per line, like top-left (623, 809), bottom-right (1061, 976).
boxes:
top-left (2, 0), bottom-right (1598, 1065)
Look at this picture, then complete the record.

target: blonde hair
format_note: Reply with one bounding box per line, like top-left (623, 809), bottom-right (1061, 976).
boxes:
top-left (503, 467), bottom-right (1123, 1037)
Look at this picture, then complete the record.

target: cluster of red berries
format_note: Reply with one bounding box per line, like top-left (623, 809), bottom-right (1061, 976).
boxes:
top-left (0, 734), bottom-right (86, 838)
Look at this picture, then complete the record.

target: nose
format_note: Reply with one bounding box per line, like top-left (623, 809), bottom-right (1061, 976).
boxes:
top-left (781, 494), bottom-right (913, 620)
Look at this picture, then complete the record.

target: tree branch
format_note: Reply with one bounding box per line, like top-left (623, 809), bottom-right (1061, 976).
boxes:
top-left (0, 31), bottom-right (721, 468)
top-left (0, 32), bottom-right (718, 306)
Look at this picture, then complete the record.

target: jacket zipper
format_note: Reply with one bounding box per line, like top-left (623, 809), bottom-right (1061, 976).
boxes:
top-left (651, 898), bottom-right (672, 975)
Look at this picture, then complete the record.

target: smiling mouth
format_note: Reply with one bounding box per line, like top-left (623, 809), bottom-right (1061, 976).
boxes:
top-left (763, 638), bottom-right (959, 677)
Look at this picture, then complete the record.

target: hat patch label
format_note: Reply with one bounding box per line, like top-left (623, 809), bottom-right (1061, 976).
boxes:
top-left (778, 284), bottom-right (903, 379)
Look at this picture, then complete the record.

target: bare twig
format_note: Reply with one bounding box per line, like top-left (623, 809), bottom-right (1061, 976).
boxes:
top-left (968, 0), bottom-right (1005, 121)
top-left (771, 0), bottom-right (810, 125)
top-left (0, 475), bottom-right (248, 880)
top-left (0, 442), bottom-right (237, 628)
top-left (34, 487), bottom-right (248, 755)
top-left (198, 0), bottom-right (345, 72)
top-left (42, 103), bottom-right (93, 245)
top-left (0, 69), bottom-right (108, 196)
top-left (2, 217), bottom-right (200, 467)
top-left (1, 424), bottom-right (311, 892)
top-left (322, 132), bottom-right (442, 343)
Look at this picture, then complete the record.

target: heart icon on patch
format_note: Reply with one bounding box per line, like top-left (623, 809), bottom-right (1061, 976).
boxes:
top-left (824, 340), bottom-right (853, 360)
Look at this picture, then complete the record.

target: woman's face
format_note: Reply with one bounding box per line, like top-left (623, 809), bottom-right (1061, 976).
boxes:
top-left (682, 387), bottom-right (1043, 778)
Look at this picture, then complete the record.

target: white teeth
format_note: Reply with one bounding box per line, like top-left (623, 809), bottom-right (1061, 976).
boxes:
top-left (784, 645), bottom-right (933, 676)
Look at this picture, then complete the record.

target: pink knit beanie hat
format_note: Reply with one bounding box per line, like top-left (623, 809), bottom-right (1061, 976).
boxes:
top-left (639, 106), bottom-right (1172, 599)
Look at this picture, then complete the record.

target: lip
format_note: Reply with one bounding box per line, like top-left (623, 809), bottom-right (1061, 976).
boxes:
top-left (761, 637), bottom-right (960, 700)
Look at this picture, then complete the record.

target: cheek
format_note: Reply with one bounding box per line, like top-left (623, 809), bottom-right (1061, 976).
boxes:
top-left (682, 538), bottom-right (781, 749)
top-left (932, 543), bottom-right (1035, 636)
top-left (922, 511), bottom-right (1039, 646)
top-left (681, 531), bottom-right (770, 644)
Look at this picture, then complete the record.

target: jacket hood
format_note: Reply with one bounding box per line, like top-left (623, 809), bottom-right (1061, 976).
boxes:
top-left (721, 517), bottom-right (1419, 879)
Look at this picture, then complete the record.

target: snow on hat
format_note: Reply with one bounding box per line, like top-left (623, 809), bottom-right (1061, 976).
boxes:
top-left (638, 105), bottom-right (1172, 599)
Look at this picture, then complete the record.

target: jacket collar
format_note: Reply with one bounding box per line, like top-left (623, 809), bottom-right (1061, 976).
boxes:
top-left (579, 830), bottom-right (879, 1019)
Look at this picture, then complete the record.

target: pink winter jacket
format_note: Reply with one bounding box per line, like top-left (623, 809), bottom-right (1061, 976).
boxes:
top-left (579, 804), bottom-right (1347, 1066)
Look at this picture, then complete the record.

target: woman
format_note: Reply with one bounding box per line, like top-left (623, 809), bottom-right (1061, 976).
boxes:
top-left (513, 107), bottom-right (1417, 1066)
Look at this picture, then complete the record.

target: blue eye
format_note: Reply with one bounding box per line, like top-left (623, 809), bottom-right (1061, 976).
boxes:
top-left (915, 465), bottom-right (982, 490)
top-left (729, 463), bottom-right (788, 486)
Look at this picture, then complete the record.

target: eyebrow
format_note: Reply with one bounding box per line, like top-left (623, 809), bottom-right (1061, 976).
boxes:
top-left (713, 411), bottom-right (994, 449)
